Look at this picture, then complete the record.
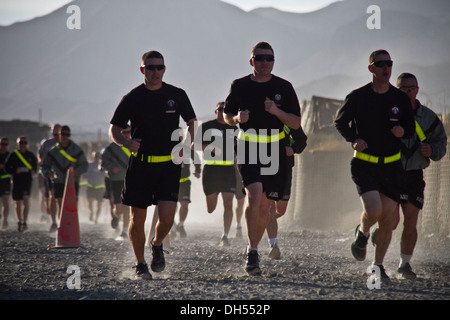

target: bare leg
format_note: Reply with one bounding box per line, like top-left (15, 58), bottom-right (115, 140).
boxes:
top-left (129, 207), bottom-right (147, 264)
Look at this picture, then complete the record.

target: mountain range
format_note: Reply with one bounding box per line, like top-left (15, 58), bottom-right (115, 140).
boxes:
top-left (1, 0), bottom-right (449, 139)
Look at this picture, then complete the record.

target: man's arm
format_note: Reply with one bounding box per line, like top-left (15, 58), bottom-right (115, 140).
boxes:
top-left (185, 118), bottom-right (197, 146)
top-left (109, 124), bottom-right (141, 153)
top-left (264, 98), bottom-right (301, 130)
top-left (224, 110), bottom-right (249, 127)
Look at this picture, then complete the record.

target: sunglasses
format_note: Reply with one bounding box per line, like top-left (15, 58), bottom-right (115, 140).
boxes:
top-left (19, 141), bottom-right (28, 145)
top-left (1, 142), bottom-right (8, 146)
top-left (60, 133), bottom-right (71, 137)
top-left (371, 60), bottom-right (393, 68)
top-left (144, 65), bottom-right (165, 71)
top-left (252, 55), bottom-right (275, 62)
top-left (399, 86), bottom-right (418, 93)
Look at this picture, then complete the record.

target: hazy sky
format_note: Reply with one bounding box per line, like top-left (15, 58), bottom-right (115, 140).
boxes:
top-left (0, 0), bottom-right (339, 26)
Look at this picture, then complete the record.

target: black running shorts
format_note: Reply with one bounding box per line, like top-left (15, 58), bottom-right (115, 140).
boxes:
top-left (202, 165), bottom-right (236, 196)
top-left (404, 169), bottom-right (425, 209)
top-left (350, 158), bottom-right (407, 203)
top-left (122, 156), bottom-right (181, 209)
top-left (54, 182), bottom-right (80, 199)
top-left (110, 180), bottom-right (125, 205)
top-left (178, 179), bottom-right (191, 202)
top-left (12, 177), bottom-right (32, 201)
top-left (0, 177), bottom-right (11, 196)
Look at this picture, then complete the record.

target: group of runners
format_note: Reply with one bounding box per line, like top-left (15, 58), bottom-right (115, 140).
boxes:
top-left (1, 41), bottom-right (446, 283)
top-left (108, 42), bottom-right (447, 281)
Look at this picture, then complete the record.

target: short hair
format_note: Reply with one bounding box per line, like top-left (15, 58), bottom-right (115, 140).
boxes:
top-left (215, 101), bottom-right (225, 111)
top-left (141, 50), bottom-right (164, 66)
top-left (16, 136), bottom-right (27, 144)
top-left (251, 42), bottom-right (274, 57)
top-left (369, 49), bottom-right (390, 63)
top-left (60, 125), bottom-right (71, 134)
top-left (397, 72), bottom-right (418, 87)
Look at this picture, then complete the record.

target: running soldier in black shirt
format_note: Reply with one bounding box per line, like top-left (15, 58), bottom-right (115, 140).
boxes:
top-left (266, 124), bottom-right (307, 260)
top-left (5, 137), bottom-right (37, 232)
top-left (195, 102), bottom-right (238, 246)
top-left (0, 137), bottom-right (11, 229)
top-left (224, 42), bottom-right (301, 275)
top-left (110, 50), bottom-right (197, 280)
top-left (335, 50), bottom-right (415, 282)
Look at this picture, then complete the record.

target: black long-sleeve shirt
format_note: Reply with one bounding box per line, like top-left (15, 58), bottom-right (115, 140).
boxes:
top-left (335, 83), bottom-right (415, 157)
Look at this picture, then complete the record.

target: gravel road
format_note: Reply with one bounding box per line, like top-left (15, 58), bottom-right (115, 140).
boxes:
top-left (0, 202), bottom-right (448, 317)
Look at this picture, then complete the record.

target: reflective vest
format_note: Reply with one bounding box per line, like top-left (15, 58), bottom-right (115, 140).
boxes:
top-left (121, 147), bottom-right (131, 157)
top-left (56, 143), bottom-right (77, 163)
top-left (415, 120), bottom-right (427, 142)
top-left (14, 150), bottom-right (33, 170)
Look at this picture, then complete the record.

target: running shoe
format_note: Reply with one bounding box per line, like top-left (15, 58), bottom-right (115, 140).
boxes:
top-left (245, 250), bottom-right (261, 276)
top-left (220, 235), bottom-right (230, 247)
top-left (351, 224), bottom-right (368, 261)
top-left (119, 231), bottom-right (128, 238)
top-left (268, 243), bottom-right (281, 260)
top-left (176, 224), bottom-right (187, 238)
top-left (235, 226), bottom-right (243, 238)
top-left (371, 228), bottom-right (378, 246)
top-left (111, 216), bottom-right (119, 229)
top-left (398, 263), bottom-right (417, 279)
top-left (377, 264), bottom-right (391, 283)
top-left (133, 263), bottom-right (152, 280)
top-left (151, 240), bottom-right (166, 272)
top-left (49, 222), bottom-right (58, 233)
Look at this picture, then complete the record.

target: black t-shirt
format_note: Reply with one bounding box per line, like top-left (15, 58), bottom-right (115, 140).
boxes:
top-left (196, 119), bottom-right (237, 162)
top-left (110, 82), bottom-right (196, 155)
top-left (335, 83), bottom-right (415, 157)
top-left (0, 151), bottom-right (10, 177)
top-left (224, 74), bottom-right (301, 133)
top-left (5, 150), bottom-right (37, 183)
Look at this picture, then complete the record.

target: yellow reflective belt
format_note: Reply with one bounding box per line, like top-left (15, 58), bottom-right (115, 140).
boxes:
top-left (204, 160), bottom-right (234, 166)
top-left (56, 144), bottom-right (77, 163)
top-left (14, 150), bottom-right (33, 170)
top-left (179, 177), bottom-right (190, 183)
top-left (0, 174), bottom-right (10, 179)
top-left (238, 130), bottom-right (285, 143)
top-left (132, 152), bottom-right (172, 163)
top-left (88, 184), bottom-right (105, 189)
top-left (354, 151), bottom-right (401, 164)
top-left (121, 147), bottom-right (131, 157)
top-left (284, 125), bottom-right (295, 146)
top-left (415, 120), bottom-right (427, 142)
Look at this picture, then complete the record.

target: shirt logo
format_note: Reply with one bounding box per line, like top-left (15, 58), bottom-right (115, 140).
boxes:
top-left (166, 99), bottom-right (176, 113)
top-left (389, 106), bottom-right (400, 122)
top-left (391, 106), bottom-right (400, 115)
top-left (274, 94), bottom-right (282, 107)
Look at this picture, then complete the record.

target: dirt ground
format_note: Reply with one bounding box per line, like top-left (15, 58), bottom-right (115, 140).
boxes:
top-left (1, 199), bottom-right (449, 309)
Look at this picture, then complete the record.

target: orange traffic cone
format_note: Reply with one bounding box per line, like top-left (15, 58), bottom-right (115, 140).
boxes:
top-left (49, 167), bottom-right (80, 248)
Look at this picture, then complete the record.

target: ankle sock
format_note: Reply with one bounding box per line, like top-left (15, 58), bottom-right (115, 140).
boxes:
top-left (268, 238), bottom-right (277, 247)
top-left (399, 253), bottom-right (412, 268)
